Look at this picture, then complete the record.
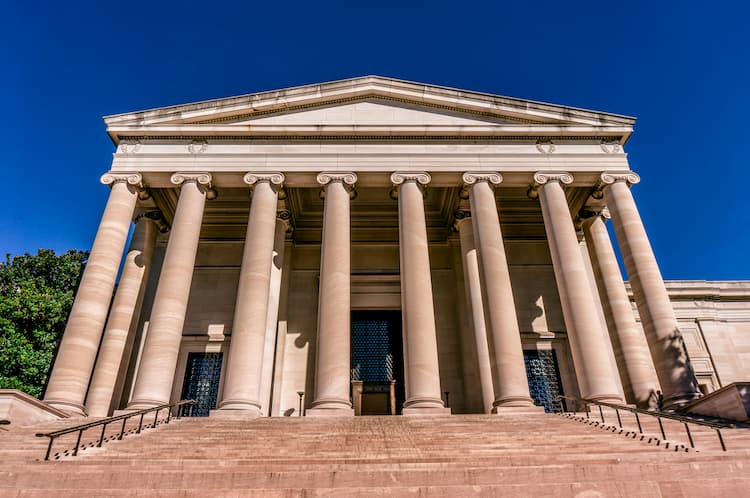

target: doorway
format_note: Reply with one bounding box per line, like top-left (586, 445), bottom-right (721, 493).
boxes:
top-left (351, 310), bottom-right (405, 415)
top-left (180, 352), bottom-right (223, 416)
top-left (523, 349), bottom-right (564, 413)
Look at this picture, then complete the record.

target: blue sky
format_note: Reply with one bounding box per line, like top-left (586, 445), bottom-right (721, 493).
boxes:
top-left (2, 1), bottom-right (747, 279)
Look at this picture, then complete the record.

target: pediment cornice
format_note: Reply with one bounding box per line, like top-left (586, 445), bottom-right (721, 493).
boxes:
top-left (103, 76), bottom-right (635, 144)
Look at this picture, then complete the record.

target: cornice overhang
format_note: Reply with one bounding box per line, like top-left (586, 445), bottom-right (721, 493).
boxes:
top-left (103, 76), bottom-right (635, 144)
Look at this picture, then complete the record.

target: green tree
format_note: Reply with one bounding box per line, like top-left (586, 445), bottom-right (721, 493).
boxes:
top-left (0, 249), bottom-right (88, 397)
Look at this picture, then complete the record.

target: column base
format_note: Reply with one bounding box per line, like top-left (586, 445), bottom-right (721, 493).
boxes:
top-left (306, 407), bottom-right (355, 417)
top-left (43, 399), bottom-right (87, 417)
top-left (402, 406), bottom-right (452, 416)
top-left (126, 398), bottom-right (167, 411)
top-left (210, 407), bottom-right (262, 420)
top-left (491, 405), bottom-right (546, 415)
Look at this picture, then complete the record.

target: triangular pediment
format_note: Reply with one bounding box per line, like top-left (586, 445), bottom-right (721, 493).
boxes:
top-left (104, 76), bottom-right (635, 142)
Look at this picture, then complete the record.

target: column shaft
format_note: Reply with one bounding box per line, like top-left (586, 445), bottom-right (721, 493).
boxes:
top-left (583, 212), bottom-right (661, 407)
top-left (309, 173), bottom-right (356, 416)
top-left (392, 173), bottom-right (449, 415)
top-left (86, 215), bottom-right (158, 416)
top-left (535, 174), bottom-right (622, 402)
top-left (466, 175), bottom-right (535, 410)
top-left (456, 218), bottom-right (495, 413)
top-left (217, 175), bottom-right (281, 416)
top-left (45, 174), bottom-right (140, 415)
top-left (603, 175), bottom-right (700, 407)
top-left (128, 175), bottom-right (208, 408)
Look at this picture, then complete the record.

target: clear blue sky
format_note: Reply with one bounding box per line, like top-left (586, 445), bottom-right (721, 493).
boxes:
top-left (2, 1), bottom-right (747, 280)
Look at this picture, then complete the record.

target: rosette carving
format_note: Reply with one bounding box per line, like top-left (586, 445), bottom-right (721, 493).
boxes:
top-left (600, 141), bottom-right (622, 154)
top-left (100, 172), bottom-right (143, 187)
top-left (461, 172), bottom-right (503, 186)
top-left (117, 140), bottom-right (141, 154)
top-left (316, 172), bottom-right (358, 186)
top-left (535, 140), bottom-right (556, 154)
top-left (600, 172), bottom-right (640, 186)
top-left (170, 172), bottom-right (212, 186)
top-left (390, 172), bottom-right (431, 186)
top-left (187, 140), bottom-right (208, 154)
top-left (243, 173), bottom-right (285, 186)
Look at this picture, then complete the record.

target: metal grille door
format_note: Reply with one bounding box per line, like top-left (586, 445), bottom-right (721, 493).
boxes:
top-left (524, 350), bottom-right (564, 413)
top-left (351, 318), bottom-right (393, 382)
top-left (180, 352), bottom-right (223, 417)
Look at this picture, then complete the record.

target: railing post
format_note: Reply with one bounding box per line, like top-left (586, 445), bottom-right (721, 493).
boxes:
top-left (598, 404), bottom-right (605, 423)
top-left (98, 423), bottom-right (107, 447)
top-left (716, 429), bottom-right (727, 451)
top-left (615, 408), bottom-right (622, 428)
top-left (585, 401), bottom-right (590, 419)
top-left (634, 411), bottom-right (643, 433)
top-left (73, 429), bottom-right (83, 457)
top-left (684, 422), bottom-right (695, 449)
top-left (137, 413), bottom-right (145, 434)
top-left (44, 437), bottom-right (54, 461)
top-left (167, 407), bottom-right (172, 424)
top-left (657, 417), bottom-right (666, 440)
top-left (119, 417), bottom-right (127, 440)
top-left (153, 408), bottom-right (160, 428)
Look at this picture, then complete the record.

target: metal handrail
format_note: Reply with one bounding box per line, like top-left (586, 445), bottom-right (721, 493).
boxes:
top-left (35, 399), bottom-right (196, 461)
top-left (556, 395), bottom-right (738, 451)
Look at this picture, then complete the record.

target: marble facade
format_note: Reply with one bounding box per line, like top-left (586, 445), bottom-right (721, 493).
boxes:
top-left (41, 77), bottom-right (748, 418)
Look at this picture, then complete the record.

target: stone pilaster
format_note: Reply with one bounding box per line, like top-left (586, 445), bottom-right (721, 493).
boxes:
top-left (216, 173), bottom-right (284, 417)
top-left (391, 172), bottom-right (450, 415)
top-left (86, 211), bottom-right (161, 416)
top-left (599, 172), bottom-right (701, 408)
top-left (462, 172), bottom-right (535, 411)
top-left (454, 212), bottom-right (495, 413)
top-left (128, 173), bottom-right (211, 409)
top-left (308, 172), bottom-right (357, 417)
top-left (532, 172), bottom-right (623, 403)
top-left (44, 172), bottom-right (142, 416)
top-left (581, 209), bottom-right (660, 408)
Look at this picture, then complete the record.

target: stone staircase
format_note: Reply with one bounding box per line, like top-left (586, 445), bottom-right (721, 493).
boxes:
top-left (1, 412), bottom-right (750, 497)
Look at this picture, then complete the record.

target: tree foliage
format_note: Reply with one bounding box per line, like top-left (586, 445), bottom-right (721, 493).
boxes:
top-left (0, 249), bottom-right (88, 397)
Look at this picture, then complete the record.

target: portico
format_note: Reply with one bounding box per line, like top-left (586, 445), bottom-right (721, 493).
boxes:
top-left (43, 76), bottom-right (704, 418)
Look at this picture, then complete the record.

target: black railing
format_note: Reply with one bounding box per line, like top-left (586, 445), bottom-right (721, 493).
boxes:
top-left (556, 395), bottom-right (738, 451)
top-left (35, 399), bottom-right (196, 461)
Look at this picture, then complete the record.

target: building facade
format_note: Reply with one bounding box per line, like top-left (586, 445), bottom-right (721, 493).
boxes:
top-left (41, 77), bottom-right (750, 418)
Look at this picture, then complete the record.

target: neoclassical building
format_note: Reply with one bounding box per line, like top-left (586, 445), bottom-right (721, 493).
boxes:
top-left (41, 77), bottom-right (750, 419)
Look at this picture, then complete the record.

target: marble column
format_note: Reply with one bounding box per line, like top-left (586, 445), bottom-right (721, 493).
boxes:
top-left (44, 172), bottom-right (142, 415)
top-left (454, 213), bottom-right (495, 413)
top-left (258, 213), bottom-right (291, 415)
top-left (600, 172), bottom-right (701, 408)
top-left (86, 211), bottom-right (160, 416)
top-left (391, 172), bottom-right (450, 415)
top-left (308, 172), bottom-right (357, 416)
top-left (128, 173), bottom-right (210, 409)
top-left (463, 173), bottom-right (536, 410)
top-left (582, 209), bottom-right (661, 407)
top-left (216, 173), bottom-right (284, 417)
top-left (532, 172), bottom-right (622, 403)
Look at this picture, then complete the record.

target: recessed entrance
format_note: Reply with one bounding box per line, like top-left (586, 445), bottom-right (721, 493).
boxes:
top-left (180, 352), bottom-right (223, 416)
top-left (523, 349), bottom-right (564, 413)
top-left (351, 310), bottom-right (405, 415)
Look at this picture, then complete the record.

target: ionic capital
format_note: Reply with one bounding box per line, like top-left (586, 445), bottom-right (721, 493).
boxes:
top-left (390, 172), bottom-right (431, 186)
top-left (528, 172), bottom-right (573, 199)
top-left (135, 209), bottom-right (170, 233)
top-left (243, 172), bottom-right (285, 186)
top-left (277, 209), bottom-right (293, 233)
top-left (453, 210), bottom-right (472, 231)
top-left (170, 172), bottom-right (212, 186)
top-left (600, 171), bottom-right (641, 186)
top-left (101, 172), bottom-right (143, 187)
top-left (578, 206), bottom-right (611, 227)
top-left (462, 172), bottom-right (503, 186)
top-left (316, 172), bottom-right (357, 186)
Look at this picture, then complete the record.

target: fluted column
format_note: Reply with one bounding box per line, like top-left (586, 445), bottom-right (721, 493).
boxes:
top-left (391, 172), bottom-right (450, 415)
top-left (463, 173), bottom-right (536, 410)
top-left (86, 211), bottom-right (161, 416)
top-left (582, 209), bottom-right (661, 407)
top-left (128, 173), bottom-right (211, 409)
top-left (531, 173), bottom-right (622, 403)
top-left (600, 172), bottom-right (701, 408)
top-left (454, 213), bottom-right (495, 413)
top-left (44, 173), bottom-right (142, 415)
top-left (216, 173), bottom-right (284, 417)
top-left (308, 172), bottom-right (357, 416)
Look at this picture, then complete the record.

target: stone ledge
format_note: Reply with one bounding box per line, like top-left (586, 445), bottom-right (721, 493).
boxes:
top-left (682, 382), bottom-right (750, 423)
top-left (0, 389), bottom-right (69, 427)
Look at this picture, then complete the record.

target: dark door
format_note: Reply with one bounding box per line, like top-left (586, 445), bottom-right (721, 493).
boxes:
top-left (523, 349), bottom-right (564, 413)
top-left (351, 310), bottom-right (405, 414)
top-left (180, 352), bottom-right (223, 416)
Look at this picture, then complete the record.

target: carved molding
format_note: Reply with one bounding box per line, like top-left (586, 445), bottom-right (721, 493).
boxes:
top-left (461, 172), bottom-right (503, 186)
top-left (187, 140), bottom-right (208, 154)
top-left (101, 172), bottom-right (143, 187)
top-left (117, 140), bottom-right (141, 155)
top-left (316, 172), bottom-right (358, 186)
top-left (390, 172), bottom-right (431, 186)
top-left (170, 172), bottom-right (212, 186)
top-left (600, 171), bottom-right (641, 186)
top-left (528, 172), bottom-right (573, 199)
top-left (243, 172), bottom-right (285, 186)
top-left (535, 140), bottom-right (556, 154)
